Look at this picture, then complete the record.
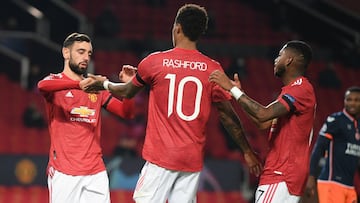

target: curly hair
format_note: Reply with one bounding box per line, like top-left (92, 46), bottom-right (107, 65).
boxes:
top-left (175, 4), bottom-right (208, 42)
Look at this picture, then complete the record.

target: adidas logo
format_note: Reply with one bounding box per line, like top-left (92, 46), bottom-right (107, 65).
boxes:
top-left (65, 91), bottom-right (74, 98)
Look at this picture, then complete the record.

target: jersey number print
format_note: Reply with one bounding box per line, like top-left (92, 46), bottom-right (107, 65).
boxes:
top-left (165, 74), bottom-right (202, 121)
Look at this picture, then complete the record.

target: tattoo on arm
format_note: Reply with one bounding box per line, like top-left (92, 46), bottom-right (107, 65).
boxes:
top-left (216, 102), bottom-right (252, 153)
top-left (238, 94), bottom-right (287, 122)
top-left (239, 95), bottom-right (262, 118)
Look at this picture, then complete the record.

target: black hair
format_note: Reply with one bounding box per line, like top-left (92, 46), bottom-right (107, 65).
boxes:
top-left (285, 40), bottom-right (313, 69)
top-left (345, 86), bottom-right (360, 96)
top-left (175, 4), bottom-right (208, 41)
top-left (63, 33), bottom-right (91, 48)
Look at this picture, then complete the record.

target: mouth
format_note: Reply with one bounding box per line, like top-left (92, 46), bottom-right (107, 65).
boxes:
top-left (79, 63), bottom-right (88, 68)
top-left (346, 106), bottom-right (358, 114)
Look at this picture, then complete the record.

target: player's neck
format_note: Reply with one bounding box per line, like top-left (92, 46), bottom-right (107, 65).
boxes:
top-left (175, 39), bottom-right (197, 50)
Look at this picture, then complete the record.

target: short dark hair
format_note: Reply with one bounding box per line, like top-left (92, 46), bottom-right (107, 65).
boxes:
top-left (345, 86), bottom-right (360, 96)
top-left (285, 40), bottom-right (313, 69)
top-left (175, 4), bottom-right (208, 41)
top-left (63, 33), bottom-right (91, 48)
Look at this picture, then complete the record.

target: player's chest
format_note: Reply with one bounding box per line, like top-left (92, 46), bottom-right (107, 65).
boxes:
top-left (53, 90), bottom-right (102, 110)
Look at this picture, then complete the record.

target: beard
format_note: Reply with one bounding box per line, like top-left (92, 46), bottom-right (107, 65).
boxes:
top-left (275, 65), bottom-right (285, 78)
top-left (69, 60), bottom-right (87, 75)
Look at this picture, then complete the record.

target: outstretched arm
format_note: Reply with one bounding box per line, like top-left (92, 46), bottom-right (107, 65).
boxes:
top-left (81, 75), bottom-right (143, 99)
top-left (215, 101), bottom-right (262, 177)
top-left (80, 65), bottom-right (143, 98)
top-left (38, 75), bottom-right (80, 93)
top-left (209, 70), bottom-right (288, 126)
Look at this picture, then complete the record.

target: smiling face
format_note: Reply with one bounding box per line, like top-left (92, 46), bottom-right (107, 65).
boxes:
top-left (344, 90), bottom-right (360, 117)
top-left (63, 41), bottom-right (92, 75)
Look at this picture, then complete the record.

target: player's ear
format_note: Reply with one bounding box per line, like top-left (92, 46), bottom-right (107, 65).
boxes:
top-left (62, 47), bottom-right (70, 60)
top-left (174, 23), bottom-right (182, 34)
top-left (285, 57), bottom-right (293, 67)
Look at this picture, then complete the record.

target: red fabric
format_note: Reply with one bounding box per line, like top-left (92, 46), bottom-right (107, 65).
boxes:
top-left (37, 73), bottom-right (134, 175)
top-left (132, 47), bottom-right (231, 172)
top-left (260, 77), bottom-right (317, 196)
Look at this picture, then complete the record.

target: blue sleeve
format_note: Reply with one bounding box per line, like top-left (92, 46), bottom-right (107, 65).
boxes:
top-left (309, 135), bottom-right (331, 177)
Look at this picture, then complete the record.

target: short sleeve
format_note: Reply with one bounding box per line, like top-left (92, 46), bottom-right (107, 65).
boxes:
top-left (278, 79), bottom-right (313, 113)
top-left (319, 114), bottom-right (339, 138)
top-left (211, 83), bottom-right (231, 102)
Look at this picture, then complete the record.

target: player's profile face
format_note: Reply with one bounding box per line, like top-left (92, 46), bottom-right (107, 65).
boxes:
top-left (274, 49), bottom-right (286, 77)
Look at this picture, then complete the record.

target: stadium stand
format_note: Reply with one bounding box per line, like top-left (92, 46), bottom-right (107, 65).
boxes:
top-left (0, 0), bottom-right (359, 202)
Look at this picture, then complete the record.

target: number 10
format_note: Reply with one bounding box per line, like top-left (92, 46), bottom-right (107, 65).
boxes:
top-left (165, 74), bottom-right (202, 121)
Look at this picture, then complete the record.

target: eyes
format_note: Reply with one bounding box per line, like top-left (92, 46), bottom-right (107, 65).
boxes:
top-left (77, 49), bottom-right (92, 57)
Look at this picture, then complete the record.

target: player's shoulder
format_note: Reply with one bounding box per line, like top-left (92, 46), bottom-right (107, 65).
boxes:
top-left (147, 50), bottom-right (163, 57)
top-left (197, 51), bottom-right (221, 66)
top-left (288, 76), bottom-right (315, 95)
top-left (326, 111), bottom-right (344, 123)
top-left (290, 77), bottom-right (312, 88)
top-left (42, 73), bottom-right (64, 80)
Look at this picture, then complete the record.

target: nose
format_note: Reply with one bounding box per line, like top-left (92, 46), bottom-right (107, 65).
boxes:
top-left (83, 54), bottom-right (90, 61)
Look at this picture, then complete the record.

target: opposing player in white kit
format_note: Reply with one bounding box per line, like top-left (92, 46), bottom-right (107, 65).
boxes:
top-left (80, 4), bottom-right (262, 203)
top-left (38, 33), bottom-right (136, 203)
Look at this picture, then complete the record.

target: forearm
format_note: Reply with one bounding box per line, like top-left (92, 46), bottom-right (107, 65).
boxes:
top-left (38, 79), bottom-right (80, 92)
top-left (230, 87), bottom-right (285, 122)
top-left (309, 136), bottom-right (329, 176)
top-left (216, 102), bottom-right (253, 153)
top-left (246, 112), bottom-right (272, 130)
top-left (106, 97), bottom-right (135, 119)
top-left (105, 81), bottom-right (138, 99)
top-left (236, 93), bottom-right (269, 122)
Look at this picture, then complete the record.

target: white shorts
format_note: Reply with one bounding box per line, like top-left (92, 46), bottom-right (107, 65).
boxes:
top-left (48, 168), bottom-right (110, 203)
top-left (133, 161), bottom-right (200, 203)
top-left (255, 181), bottom-right (300, 203)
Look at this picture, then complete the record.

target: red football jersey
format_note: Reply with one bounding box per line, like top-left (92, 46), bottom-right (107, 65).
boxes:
top-left (132, 48), bottom-right (231, 172)
top-left (38, 73), bottom-right (112, 175)
top-left (259, 76), bottom-right (316, 195)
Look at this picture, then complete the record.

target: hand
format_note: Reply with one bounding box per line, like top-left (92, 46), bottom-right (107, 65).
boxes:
top-left (80, 74), bottom-right (108, 92)
top-left (209, 70), bottom-right (242, 91)
top-left (232, 73), bottom-right (242, 90)
top-left (119, 65), bottom-right (137, 83)
top-left (304, 176), bottom-right (316, 197)
top-left (243, 151), bottom-right (263, 177)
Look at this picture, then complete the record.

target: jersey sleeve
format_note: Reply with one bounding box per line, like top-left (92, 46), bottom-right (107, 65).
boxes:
top-left (309, 135), bottom-right (331, 176)
top-left (277, 80), bottom-right (312, 113)
top-left (211, 83), bottom-right (231, 102)
top-left (37, 74), bottom-right (80, 97)
top-left (319, 114), bottom-right (339, 139)
top-left (101, 91), bottom-right (135, 119)
top-left (132, 54), bottom-right (156, 87)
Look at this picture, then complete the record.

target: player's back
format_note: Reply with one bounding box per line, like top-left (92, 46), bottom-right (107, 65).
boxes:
top-left (136, 47), bottom-right (230, 172)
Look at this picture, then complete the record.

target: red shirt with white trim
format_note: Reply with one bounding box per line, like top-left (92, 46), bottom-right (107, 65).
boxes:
top-left (259, 76), bottom-right (316, 196)
top-left (38, 73), bottom-right (134, 175)
top-left (132, 48), bottom-right (231, 172)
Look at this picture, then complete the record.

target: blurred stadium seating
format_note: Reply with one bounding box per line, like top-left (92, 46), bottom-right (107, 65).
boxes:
top-left (0, 0), bottom-right (360, 202)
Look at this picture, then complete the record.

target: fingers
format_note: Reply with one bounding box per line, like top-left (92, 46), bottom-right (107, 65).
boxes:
top-left (122, 64), bottom-right (138, 71)
top-left (209, 70), bottom-right (222, 82)
top-left (250, 164), bottom-right (262, 177)
top-left (87, 73), bottom-right (95, 78)
top-left (234, 73), bottom-right (239, 81)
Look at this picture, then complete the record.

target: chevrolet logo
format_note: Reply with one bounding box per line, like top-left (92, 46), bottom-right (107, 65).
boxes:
top-left (70, 106), bottom-right (96, 117)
